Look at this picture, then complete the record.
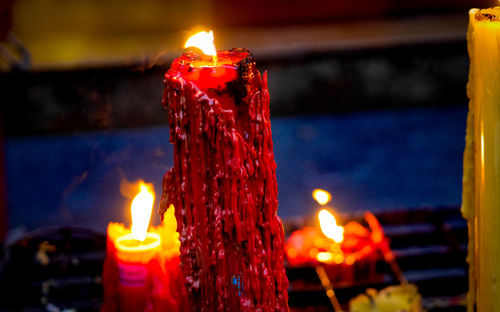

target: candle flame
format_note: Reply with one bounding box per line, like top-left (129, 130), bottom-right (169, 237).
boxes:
top-left (312, 189), bottom-right (332, 205)
top-left (316, 251), bottom-right (333, 262)
top-left (131, 182), bottom-right (155, 241)
top-left (318, 209), bottom-right (344, 243)
top-left (316, 251), bottom-right (345, 264)
top-left (184, 30), bottom-right (217, 59)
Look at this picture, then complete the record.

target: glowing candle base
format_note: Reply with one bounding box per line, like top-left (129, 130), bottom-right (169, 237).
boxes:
top-left (115, 233), bottom-right (161, 312)
top-left (116, 232), bottom-right (161, 263)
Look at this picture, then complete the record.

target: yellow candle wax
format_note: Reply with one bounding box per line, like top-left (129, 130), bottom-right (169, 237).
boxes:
top-left (464, 7), bottom-right (500, 311)
top-left (115, 231), bottom-right (161, 264)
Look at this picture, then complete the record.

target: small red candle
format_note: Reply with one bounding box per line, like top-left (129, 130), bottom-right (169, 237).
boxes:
top-left (102, 181), bottom-right (188, 312)
top-left (160, 31), bottom-right (289, 311)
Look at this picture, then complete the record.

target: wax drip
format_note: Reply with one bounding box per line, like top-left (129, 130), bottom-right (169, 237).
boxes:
top-left (160, 50), bottom-right (289, 311)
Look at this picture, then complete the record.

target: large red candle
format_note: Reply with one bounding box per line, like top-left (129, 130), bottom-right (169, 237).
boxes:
top-left (160, 32), bottom-right (289, 311)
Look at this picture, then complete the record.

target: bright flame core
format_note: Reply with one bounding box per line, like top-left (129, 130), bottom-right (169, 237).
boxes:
top-left (184, 30), bottom-right (217, 58)
top-left (131, 183), bottom-right (155, 241)
top-left (316, 252), bottom-right (333, 262)
top-left (318, 209), bottom-right (344, 243)
top-left (313, 189), bottom-right (332, 205)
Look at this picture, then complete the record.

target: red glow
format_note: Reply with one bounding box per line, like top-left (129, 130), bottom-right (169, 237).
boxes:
top-left (285, 212), bottom-right (388, 268)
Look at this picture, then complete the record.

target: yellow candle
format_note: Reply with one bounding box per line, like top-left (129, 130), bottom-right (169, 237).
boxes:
top-left (463, 7), bottom-right (500, 311)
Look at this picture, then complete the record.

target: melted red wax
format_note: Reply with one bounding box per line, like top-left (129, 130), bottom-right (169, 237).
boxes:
top-left (160, 49), bottom-right (289, 311)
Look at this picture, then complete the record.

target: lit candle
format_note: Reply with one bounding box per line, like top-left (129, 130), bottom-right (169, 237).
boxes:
top-left (104, 182), bottom-right (159, 312)
top-left (284, 189), bottom-right (398, 284)
top-left (115, 184), bottom-right (159, 312)
top-left (285, 190), bottom-right (345, 267)
top-left (161, 31), bottom-right (289, 310)
top-left (463, 7), bottom-right (500, 312)
top-left (102, 181), bottom-right (188, 312)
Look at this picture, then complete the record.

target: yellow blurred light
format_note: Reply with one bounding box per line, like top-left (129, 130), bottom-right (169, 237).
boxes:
top-left (333, 253), bottom-right (344, 264)
top-left (316, 251), bottom-right (334, 263)
top-left (318, 209), bottom-right (344, 243)
top-left (184, 30), bottom-right (217, 58)
top-left (131, 182), bottom-right (155, 241)
top-left (312, 189), bottom-right (332, 205)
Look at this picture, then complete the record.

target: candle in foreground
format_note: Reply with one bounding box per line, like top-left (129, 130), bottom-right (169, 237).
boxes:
top-left (102, 181), bottom-right (188, 312)
top-left (160, 31), bottom-right (289, 311)
top-left (463, 7), bottom-right (500, 312)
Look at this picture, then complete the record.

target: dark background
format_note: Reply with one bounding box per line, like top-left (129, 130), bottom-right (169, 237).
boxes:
top-left (0, 0), bottom-right (492, 241)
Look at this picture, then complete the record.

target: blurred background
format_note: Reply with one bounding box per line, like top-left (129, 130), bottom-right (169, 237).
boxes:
top-left (0, 0), bottom-right (492, 234)
top-left (1, 0), bottom-right (492, 237)
top-left (0, 0), bottom-right (495, 310)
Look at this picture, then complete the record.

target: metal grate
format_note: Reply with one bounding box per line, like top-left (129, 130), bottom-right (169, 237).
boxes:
top-left (0, 227), bottom-right (106, 311)
top-left (0, 205), bottom-right (467, 311)
top-left (286, 205), bottom-right (467, 311)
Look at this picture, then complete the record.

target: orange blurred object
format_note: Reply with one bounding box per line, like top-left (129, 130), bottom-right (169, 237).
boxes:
top-left (285, 211), bottom-right (390, 284)
top-left (285, 211), bottom-right (386, 266)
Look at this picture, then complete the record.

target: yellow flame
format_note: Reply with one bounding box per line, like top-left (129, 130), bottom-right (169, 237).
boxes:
top-left (131, 182), bottom-right (155, 241)
top-left (312, 189), bottom-right (332, 205)
top-left (184, 30), bottom-right (217, 58)
top-left (318, 209), bottom-right (344, 243)
top-left (316, 251), bottom-right (334, 263)
top-left (316, 251), bottom-right (345, 264)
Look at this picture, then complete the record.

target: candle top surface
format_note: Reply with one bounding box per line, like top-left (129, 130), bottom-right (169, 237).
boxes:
top-left (472, 7), bottom-right (500, 25)
top-left (169, 48), bottom-right (256, 92)
top-left (166, 48), bottom-right (260, 120)
top-left (116, 232), bottom-right (161, 253)
top-left (173, 48), bottom-right (251, 70)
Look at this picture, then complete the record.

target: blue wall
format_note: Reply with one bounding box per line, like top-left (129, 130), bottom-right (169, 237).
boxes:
top-left (5, 106), bottom-right (467, 234)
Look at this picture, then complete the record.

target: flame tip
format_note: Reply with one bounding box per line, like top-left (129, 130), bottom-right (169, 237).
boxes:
top-left (184, 30), bottom-right (217, 58)
top-left (312, 189), bottom-right (332, 205)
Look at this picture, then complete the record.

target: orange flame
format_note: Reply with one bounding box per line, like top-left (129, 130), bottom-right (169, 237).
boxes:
top-left (130, 181), bottom-right (155, 241)
top-left (318, 209), bottom-right (344, 243)
top-left (184, 30), bottom-right (217, 60)
top-left (312, 189), bottom-right (332, 205)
